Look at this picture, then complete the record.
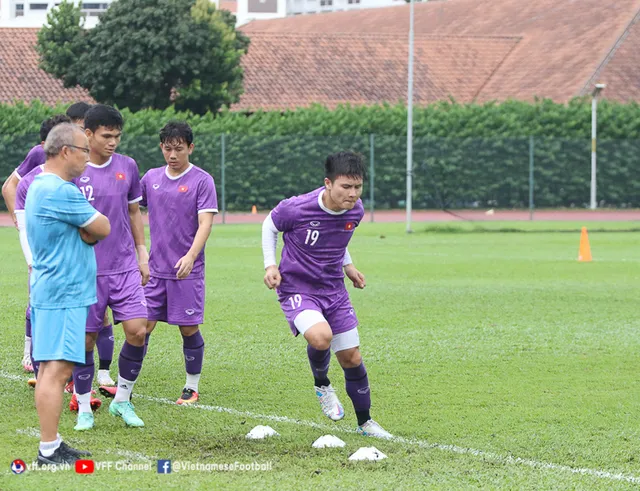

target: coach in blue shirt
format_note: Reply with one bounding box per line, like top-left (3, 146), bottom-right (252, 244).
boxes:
top-left (25, 123), bottom-right (110, 467)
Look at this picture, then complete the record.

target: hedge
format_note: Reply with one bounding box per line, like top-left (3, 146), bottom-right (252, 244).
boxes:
top-left (1, 99), bottom-right (639, 210)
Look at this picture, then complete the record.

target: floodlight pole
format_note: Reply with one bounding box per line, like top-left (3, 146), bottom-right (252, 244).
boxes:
top-left (590, 83), bottom-right (605, 210)
top-left (406, 0), bottom-right (414, 233)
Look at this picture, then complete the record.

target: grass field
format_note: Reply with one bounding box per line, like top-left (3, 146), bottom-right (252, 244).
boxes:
top-left (1, 220), bottom-right (640, 489)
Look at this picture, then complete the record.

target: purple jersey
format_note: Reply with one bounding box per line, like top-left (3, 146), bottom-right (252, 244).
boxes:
top-left (15, 145), bottom-right (46, 179)
top-left (271, 187), bottom-right (364, 294)
top-left (75, 153), bottom-right (142, 276)
top-left (141, 164), bottom-right (218, 279)
top-left (15, 164), bottom-right (45, 211)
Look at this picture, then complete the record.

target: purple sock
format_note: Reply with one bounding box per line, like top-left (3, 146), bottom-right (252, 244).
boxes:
top-left (73, 350), bottom-right (95, 395)
top-left (26, 316), bottom-right (40, 376)
top-left (182, 331), bottom-right (204, 374)
top-left (143, 333), bottom-right (150, 358)
top-left (344, 363), bottom-right (371, 415)
top-left (118, 341), bottom-right (145, 382)
top-left (307, 345), bottom-right (331, 387)
top-left (97, 323), bottom-right (114, 370)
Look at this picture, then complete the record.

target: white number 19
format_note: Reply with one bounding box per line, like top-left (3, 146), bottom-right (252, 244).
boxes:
top-left (288, 294), bottom-right (302, 309)
top-left (305, 229), bottom-right (319, 246)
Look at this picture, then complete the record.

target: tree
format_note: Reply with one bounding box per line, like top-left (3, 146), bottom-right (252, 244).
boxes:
top-left (37, 0), bottom-right (250, 114)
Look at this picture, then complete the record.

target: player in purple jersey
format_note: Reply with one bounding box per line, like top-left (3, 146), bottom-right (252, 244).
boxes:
top-left (69, 105), bottom-right (150, 431)
top-left (15, 164), bottom-right (45, 385)
top-left (5, 115), bottom-right (71, 377)
top-left (262, 151), bottom-right (392, 439)
top-left (140, 122), bottom-right (217, 405)
top-left (3, 102), bottom-right (91, 225)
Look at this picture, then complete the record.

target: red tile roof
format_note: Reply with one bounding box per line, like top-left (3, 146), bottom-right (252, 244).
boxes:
top-left (237, 33), bottom-right (520, 110)
top-left (1, 0), bottom-right (639, 110)
top-left (241, 0), bottom-right (640, 105)
top-left (587, 10), bottom-right (640, 102)
top-left (219, 0), bottom-right (237, 13)
top-left (0, 28), bottom-right (93, 105)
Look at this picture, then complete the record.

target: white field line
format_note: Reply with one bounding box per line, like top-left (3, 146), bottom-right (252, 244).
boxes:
top-left (3, 370), bottom-right (640, 484)
top-left (15, 427), bottom-right (156, 462)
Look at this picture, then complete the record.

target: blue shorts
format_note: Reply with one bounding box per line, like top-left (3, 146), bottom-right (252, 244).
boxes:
top-left (31, 307), bottom-right (88, 364)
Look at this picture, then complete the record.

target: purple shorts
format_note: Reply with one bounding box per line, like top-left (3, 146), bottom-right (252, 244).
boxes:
top-left (277, 288), bottom-right (358, 336)
top-left (144, 275), bottom-right (205, 326)
top-left (87, 270), bottom-right (147, 332)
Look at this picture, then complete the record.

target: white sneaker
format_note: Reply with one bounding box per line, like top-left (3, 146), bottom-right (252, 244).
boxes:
top-left (357, 419), bottom-right (393, 439)
top-left (97, 369), bottom-right (115, 386)
top-left (315, 385), bottom-right (345, 421)
top-left (22, 353), bottom-right (33, 373)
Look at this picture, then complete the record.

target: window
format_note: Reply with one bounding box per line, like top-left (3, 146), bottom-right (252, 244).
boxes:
top-left (29, 3), bottom-right (48, 10)
top-left (81, 2), bottom-right (108, 9)
top-left (320, 0), bottom-right (332, 6)
top-left (15, 3), bottom-right (24, 15)
top-left (348, 0), bottom-right (360, 4)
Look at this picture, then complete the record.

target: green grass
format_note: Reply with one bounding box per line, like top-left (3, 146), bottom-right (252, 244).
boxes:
top-left (1, 221), bottom-right (640, 489)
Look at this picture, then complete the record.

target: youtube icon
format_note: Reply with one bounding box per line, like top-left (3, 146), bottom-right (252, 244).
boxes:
top-left (75, 460), bottom-right (94, 474)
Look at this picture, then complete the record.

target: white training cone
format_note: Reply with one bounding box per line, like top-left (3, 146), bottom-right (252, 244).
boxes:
top-left (246, 425), bottom-right (279, 439)
top-left (312, 435), bottom-right (346, 448)
top-left (348, 446), bottom-right (388, 461)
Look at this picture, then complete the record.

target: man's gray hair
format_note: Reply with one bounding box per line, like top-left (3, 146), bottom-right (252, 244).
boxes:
top-left (44, 123), bottom-right (84, 158)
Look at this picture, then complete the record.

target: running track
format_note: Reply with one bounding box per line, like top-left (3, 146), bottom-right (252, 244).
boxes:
top-left (1, 209), bottom-right (639, 227)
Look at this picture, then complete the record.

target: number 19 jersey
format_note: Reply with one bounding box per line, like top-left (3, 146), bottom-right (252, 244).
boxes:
top-left (271, 187), bottom-right (364, 295)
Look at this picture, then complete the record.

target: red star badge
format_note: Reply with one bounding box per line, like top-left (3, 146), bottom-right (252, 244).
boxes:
top-left (115, 172), bottom-right (126, 180)
top-left (178, 185), bottom-right (189, 193)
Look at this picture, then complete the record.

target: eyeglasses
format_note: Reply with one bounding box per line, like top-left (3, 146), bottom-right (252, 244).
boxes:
top-left (66, 144), bottom-right (91, 155)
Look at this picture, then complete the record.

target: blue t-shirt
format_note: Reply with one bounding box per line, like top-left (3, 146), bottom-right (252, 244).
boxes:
top-left (26, 173), bottom-right (100, 309)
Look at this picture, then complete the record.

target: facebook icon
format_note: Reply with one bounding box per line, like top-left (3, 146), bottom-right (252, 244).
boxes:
top-left (157, 460), bottom-right (172, 474)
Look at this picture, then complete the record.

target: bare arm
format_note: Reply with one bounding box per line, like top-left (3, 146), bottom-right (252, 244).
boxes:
top-left (2, 173), bottom-right (19, 229)
top-left (128, 202), bottom-right (149, 285)
top-left (174, 212), bottom-right (215, 279)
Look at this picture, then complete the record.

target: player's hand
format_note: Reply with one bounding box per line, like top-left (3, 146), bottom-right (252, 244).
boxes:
top-left (175, 254), bottom-right (195, 280)
top-left (344, 264), bottom-right (366, 289)
top-left (79, 227), bottom-right (98, 245)
top-left (28, 265), bottom-right (32, 275)
top-left (139, 262), bottom-right (150, 286)
top-left (264, 265), bottom-right (281, 289)
top-left (12, 214), bottom-right (18, 230)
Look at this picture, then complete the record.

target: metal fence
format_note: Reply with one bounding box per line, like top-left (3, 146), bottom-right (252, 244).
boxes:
top-left (3, 134), bottom-right (639, 220)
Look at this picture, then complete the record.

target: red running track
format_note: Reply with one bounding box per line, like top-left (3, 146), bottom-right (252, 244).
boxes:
top-left (1, 209), bottom-right (639, 227)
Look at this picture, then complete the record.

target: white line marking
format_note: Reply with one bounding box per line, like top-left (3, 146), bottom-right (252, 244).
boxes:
top-left (3, 371), bottom-right (639, 484)
top-left (16, 427), bottom-right (155, 462)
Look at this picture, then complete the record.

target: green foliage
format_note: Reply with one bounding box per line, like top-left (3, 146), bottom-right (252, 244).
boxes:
top-left (2, 99), bottom-right (640, 210)
top-left (36, 0), bottom-right (248, 114)
top-left (36, 0), bottom-right (85, 87)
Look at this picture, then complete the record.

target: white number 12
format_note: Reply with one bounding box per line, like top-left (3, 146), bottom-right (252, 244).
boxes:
top-left (79, 185), bottom-right (95, 202)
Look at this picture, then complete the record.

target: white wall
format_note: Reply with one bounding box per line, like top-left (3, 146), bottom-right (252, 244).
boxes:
top-left (0, 0), bottom-right (108, 28)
